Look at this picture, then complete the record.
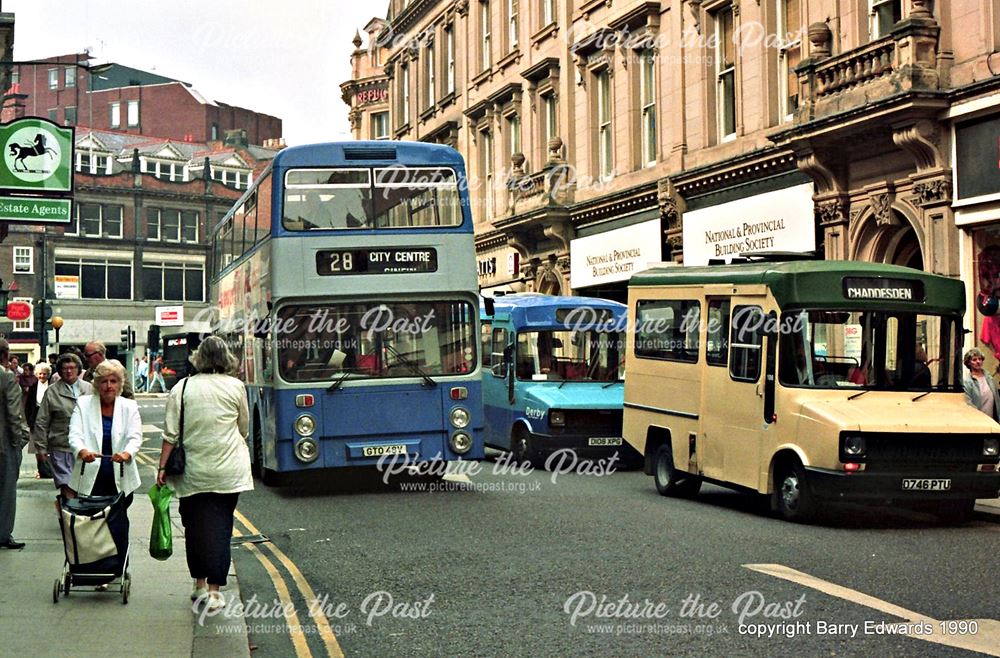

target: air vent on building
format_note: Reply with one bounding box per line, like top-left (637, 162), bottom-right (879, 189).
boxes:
top-left (343, 146), bottom-right (396, 160)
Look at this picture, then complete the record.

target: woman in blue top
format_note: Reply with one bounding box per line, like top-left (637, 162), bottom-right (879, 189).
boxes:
top-left (68, 360), bottom-right (143, 501)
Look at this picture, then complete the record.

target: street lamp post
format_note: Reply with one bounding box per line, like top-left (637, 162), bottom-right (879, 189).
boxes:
top-left (51, 315), bottom-right (63, 353)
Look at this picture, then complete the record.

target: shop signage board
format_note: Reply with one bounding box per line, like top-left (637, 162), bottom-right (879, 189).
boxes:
top-left (682, 182), bottom-right (815, 266)
top-left (0, 117), bottom-right (74, 224)
top-left (570, 219), bottom-right (662, 289)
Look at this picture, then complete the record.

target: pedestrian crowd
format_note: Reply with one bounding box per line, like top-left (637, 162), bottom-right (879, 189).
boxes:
top-left (0, 336), bottom-right (252, 612)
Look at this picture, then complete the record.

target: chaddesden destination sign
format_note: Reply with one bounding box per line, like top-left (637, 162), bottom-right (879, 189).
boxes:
top-left (842, 277), bottom-right (926, 302)
top-left (316, 247), bottom-right (438, 275)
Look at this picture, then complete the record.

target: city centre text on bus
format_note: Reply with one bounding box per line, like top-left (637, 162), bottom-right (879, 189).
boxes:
top-left (209, 142), bottom-right (484, 483)
top-left (622, 260), bottom-right (1000, 522)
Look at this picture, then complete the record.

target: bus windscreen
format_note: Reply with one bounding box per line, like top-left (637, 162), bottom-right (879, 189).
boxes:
top-left (282, 167), bottom-right (462, 230)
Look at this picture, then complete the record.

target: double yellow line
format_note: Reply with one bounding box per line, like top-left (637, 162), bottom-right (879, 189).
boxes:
top-left (136, 451), bottom-right (344, 657)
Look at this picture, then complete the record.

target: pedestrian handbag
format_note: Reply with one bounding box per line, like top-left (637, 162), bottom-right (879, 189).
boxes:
top-left (163, 378), bottom-right (188, 476)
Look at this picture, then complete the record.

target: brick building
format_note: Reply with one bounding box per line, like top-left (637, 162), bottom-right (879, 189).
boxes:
top-left (0, 129), bottom-right (279, 366)
top-left (344, 0), bottom-right (1000, 362)
top-left (10, 53), bottom-right (283, 147)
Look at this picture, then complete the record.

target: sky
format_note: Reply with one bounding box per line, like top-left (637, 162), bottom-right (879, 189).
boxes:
top-left (3, 0), bottom-right (386, 146)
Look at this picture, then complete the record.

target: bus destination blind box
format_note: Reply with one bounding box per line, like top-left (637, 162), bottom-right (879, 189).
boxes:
top-left (316, 248), bottom-right (438, 275)
top-left (842, 277), bottom-right (925, 302)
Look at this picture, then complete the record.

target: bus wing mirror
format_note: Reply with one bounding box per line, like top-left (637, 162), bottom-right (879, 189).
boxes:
top-left (483, 297), bottom-right (495, 317)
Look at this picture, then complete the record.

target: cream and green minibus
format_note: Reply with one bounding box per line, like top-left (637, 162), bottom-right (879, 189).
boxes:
top-left (623, 259), bottom-right (1000, 522)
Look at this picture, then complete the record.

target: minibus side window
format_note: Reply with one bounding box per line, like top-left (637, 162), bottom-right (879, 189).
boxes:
top-left (730, 305), bottom-right (763, 382)
top-left (491, 327), bottom-right (508, 377)
top-left (481, 322), bottom-right (493, 368)
top-left (634, 299), bottom-right (701, 362)
top-left (706, 299), bottom-right (731, 366)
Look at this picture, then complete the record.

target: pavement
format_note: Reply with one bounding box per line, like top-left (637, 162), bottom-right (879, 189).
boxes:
top-left (0, 446), bottom-right (251, 658)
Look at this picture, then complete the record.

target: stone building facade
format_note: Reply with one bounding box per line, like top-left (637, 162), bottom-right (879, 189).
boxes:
top-left (343, 1), bottom-right (1000, 345)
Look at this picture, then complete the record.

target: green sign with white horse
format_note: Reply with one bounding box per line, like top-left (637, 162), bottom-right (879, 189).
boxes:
top-left (0, 117), bottom-right (74, 193)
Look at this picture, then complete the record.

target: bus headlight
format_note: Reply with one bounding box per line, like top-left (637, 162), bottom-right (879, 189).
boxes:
top-left (450, 407), bottom-right (470, 429)
top-left (449, 432), bottom-right (472, 454)
top-left (294, 437), bottom-right (319, 463)
top-left (985, 438), bottom-right (1000, 457)
top-left (844, 435), bottom-right (866, 457)
top-left (549, 411), bottom-right (566, 427)
top-left (294, 414), bottom-right (316, 436)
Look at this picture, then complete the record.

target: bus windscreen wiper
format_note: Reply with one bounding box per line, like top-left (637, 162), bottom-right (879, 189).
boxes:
top-left (327, 369), bottom-right (353, 392)
top-left (383, 343), bottom-right (437, 387)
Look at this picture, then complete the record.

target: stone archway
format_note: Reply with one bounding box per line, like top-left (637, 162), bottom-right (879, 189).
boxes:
top-left (850, 207), bottom-right (926, 271)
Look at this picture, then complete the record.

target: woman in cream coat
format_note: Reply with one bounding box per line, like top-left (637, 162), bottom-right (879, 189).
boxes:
top-left (68, 360), bottom-right (143, 500)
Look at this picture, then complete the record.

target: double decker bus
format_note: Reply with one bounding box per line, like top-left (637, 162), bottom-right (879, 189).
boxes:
top-left (210, 141), bottom-right (484, 483)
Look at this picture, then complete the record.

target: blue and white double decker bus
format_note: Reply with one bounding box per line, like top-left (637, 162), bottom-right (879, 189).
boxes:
top-left (210, 141), bottom-right (484, 483)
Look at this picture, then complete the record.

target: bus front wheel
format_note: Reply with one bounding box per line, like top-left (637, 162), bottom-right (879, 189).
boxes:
top-left (774, 461), bottom-right (815, 523)
top-left (653, 444), bottom-right (701, 497)
top-left (252, 421), bottom-right (278, 486)
top-left (511, 427), bottom-right (534, 466)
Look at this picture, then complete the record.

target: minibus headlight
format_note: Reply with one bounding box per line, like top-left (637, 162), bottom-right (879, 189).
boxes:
top-left (550, 411), bottom-right (566, 427)
top-left (450, 432), bottom-right (472, 454)
top-left (844, 435), bottom-right (866, 457)
top-left (450, 407), bottom-right (470, 429)
top-left (985, 438), bottom-right (1000, 457)
top-left (294, 437), bottom-right (319, 463)
top-left (294, 414), bottom-right (316, 436)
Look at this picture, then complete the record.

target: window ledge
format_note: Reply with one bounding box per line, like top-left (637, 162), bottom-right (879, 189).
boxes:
top-left (497, 49), bottom-right (521, 72)
top-left (394, 123), bottom-right (412, 139)
top-left (577, 0), bottom-right (612, 19)
top-left (438, 91), bottom-right (457, 110)
top-left (530, 23), bottom-right (559, 46)
top-left (420, 105), bottom-right (437, 123)
top-left (471, 68), bottom-right (494, 88)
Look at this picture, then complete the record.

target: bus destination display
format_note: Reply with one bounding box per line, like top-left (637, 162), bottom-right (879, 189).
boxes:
top-left (316, 248), bottom-right (438, 275)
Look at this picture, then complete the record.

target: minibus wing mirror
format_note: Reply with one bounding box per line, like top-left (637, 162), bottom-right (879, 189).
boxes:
top-left (483, 297), bottom-right (495, 317)
top-left (504, 344), bottom-right (515, 404)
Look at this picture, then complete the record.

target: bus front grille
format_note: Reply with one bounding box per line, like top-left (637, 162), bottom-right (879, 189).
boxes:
top-left (560, 410), bottom-right (623, 435)
top-left (862, 434), bottom-right (987, 473)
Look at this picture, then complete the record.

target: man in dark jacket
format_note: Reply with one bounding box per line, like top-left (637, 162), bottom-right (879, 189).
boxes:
top-left (0, 339), bottom-right (31, 549)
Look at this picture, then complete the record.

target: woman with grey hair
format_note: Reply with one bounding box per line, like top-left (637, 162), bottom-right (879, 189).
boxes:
top-left (24, 362), bottom-right (52, 478)
top-left (963, 347), bottom-right (999, 421)
top-left (33, 353), bottom-right (94, 499)
top-left (68, 359), bottom-right (143, 500)
top-left (157, 336), bottom-right (251, 610)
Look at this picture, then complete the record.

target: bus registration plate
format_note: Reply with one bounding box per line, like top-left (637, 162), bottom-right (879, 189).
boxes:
top-left (588, 437), bottom-right (622, 447)
top-left (362, 444), bottom-right (407, 458)
top-left (901, 478), bottom-right (951, 491)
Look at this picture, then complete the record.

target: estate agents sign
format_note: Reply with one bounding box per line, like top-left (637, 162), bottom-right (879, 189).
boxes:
top-left (0, 117), bottom-right (74, 224)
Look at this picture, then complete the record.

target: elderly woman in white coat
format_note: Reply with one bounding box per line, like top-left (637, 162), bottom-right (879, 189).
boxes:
top-left (67, 359), bottom-right (143, 501)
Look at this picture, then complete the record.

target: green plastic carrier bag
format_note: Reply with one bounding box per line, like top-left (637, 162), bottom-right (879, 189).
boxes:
top-left (148, 483), bottom-right (174, 561)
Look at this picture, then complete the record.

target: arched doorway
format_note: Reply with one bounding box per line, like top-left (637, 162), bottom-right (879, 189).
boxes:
top-left (851, 208), bottom-right (925, 271)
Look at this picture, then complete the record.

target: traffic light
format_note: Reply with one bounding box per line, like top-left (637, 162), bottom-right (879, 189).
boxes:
top-left (129, 328), bottom-right (136, 350)
top-left (120, 325), bottom-right (131, 350)
top-left (147, 325), bottom-right (160, 354)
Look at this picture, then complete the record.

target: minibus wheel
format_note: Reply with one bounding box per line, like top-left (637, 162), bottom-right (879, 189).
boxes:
top-left (511, 427), bottom-right (534, 466)
top-left (653, 444), bottom-right (701, 497)
top-left (774, 461), bottom-right (815, 522)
